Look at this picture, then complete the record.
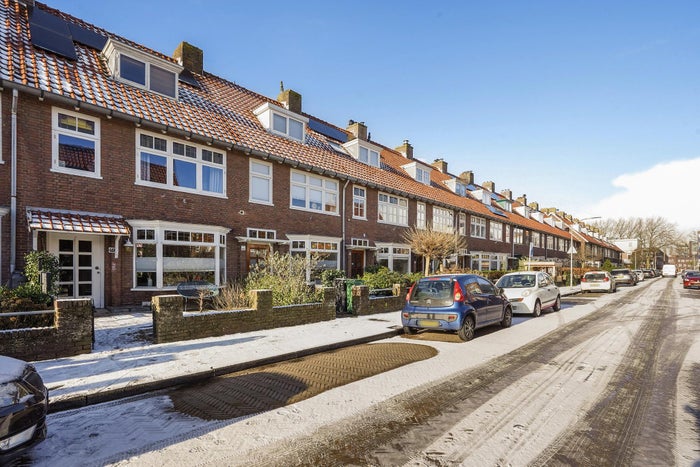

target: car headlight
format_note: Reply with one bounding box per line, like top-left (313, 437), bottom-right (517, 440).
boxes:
top-left (0, 381), bottom-right (32, 407)
top-left (521, 290), bottom-right (531, 297)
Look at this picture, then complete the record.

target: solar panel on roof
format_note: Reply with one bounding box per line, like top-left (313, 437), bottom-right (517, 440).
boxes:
top-left (466, 184), bottom-right (478, 191)
top-left (178, 69), bottom-right (201, 88)
top-left (29, 8), bottom-right (77, 60)
top-left (307, 119), bottom-right (348, 143)
top-left (68, 23), bottom-right (107, 50)
top-left (487, 205), bottom-right (508, 218)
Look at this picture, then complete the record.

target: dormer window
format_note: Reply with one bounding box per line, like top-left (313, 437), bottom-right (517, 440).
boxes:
top-left (342, 139), bottom-right (382, 168)
top-left (444, 178), bottom-right (467, 196)
top-left (401, 161), bottom-right (432, 186)
top-left (103, 39), bottom-right (182, 99)
top-left (254, 102), bottom-right (308, 142)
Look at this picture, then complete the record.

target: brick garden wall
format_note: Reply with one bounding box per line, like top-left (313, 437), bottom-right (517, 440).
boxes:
top-left (0, 299), bottom-right (93, 361)
top-left (351, 284), bottom-right (406, 316)
top-left (152, 287), bottom-right (336, 344)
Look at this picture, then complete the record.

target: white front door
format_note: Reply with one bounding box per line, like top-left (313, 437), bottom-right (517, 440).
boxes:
top-left (48, 234), bottom-right (104, 308)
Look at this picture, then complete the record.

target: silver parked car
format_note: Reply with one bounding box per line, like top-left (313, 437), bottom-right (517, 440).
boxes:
top-left (580, 271), bottom-right (616, 293)
top-left (495, 271), bottom-right (561, 317)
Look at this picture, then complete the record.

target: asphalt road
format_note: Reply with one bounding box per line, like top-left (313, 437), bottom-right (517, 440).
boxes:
top-left (24, 278), bottom-right (700, 466)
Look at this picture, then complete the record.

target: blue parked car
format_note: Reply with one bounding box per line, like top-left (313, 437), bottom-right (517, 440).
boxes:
top-left (402, 274), bottom-right (512, 341)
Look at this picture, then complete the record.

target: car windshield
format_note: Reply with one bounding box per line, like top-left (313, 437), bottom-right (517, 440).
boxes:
top-left (409, 278), bottom-right (455, 307)
top-left (611, 270), bottom-right (628, 275)
top-left (496, 274), bottom-right (535, 288)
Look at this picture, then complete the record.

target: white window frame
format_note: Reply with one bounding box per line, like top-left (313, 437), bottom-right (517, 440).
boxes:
top-left (288, 234), bottom-right (341, 281)
top-left (401, 161), bottom-right (432, 185)
top-left (532, 231), bottom-right (541, 247)
top-left (249, 159), bottom-right (273, 205)
top-left (458, 213), bottom-right (467, 236)
top-left (505, 225), bottom-right (511, 243)
top-left (378, 192), bottom-right (408, 226)
top-left (352, 186), bottom-right (367, 220)
top-left (135, 131), bottom-right (226, 197)
top-left (341, 139), bottom-right (382, 168)
top-left (129, 220), bottom-right (229, 289)
top-left (254, 102), bottom-right (309, 143)
top-left (290, 170), bottom-right (339, 215)
top-left (490, 221), bottom-right (503, 242)
top-left (433, 207), bottom-right (454, 233)
top-left (514, 227), bottom-right (524, 244)
top-left (416, 202), bottom-right (426, 229)
top-left (103, 39), bottom-right (181, 99)
top-left (470, 216), bottom-right (486, 239)
top-left (51, 107), bottom-right (101, 179)
top-left (376, 242), bottom-right (411, 273)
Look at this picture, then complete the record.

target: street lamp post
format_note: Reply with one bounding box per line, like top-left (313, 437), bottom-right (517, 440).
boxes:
top-left (568, 216), bottom-right (601, 288)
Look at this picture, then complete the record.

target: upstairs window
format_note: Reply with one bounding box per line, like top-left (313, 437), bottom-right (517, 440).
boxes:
top-left (136, 131), bottom-right (225, 196)
top-left (433, 207), bottom-right (454, 233)
top-left (51, 108), bottom-right (101, 178)
top-left (254, 102), bottom-right (308, 142)
top-left (359, 146), bottom-right (380, 167)
top-left (470, 216), bottom-right (486, 239)
top-left (342, 139), bottom-right (382, 168)
top-left (490, 221), bottom-right (503, 241)
top-left (378, 193), bottom-right (408, 226)
top-left (416, 202), bottom-right (426, 229)
top-left (250, 160), bottom-right (273, 205)
top-left (458, 213), bottom-right (467, 235)
top-left (401, 161), bottom-right (432, 186)
top-left (290, 170), bottom-right (338, 215)
top-left (104, 39), bottom-right (181, 99)
top-left (353, 186), bottom-right (366, 219)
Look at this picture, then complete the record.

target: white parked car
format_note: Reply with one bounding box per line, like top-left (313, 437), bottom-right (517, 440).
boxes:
top-left (632, 269), bottom-right (644, 282)
top-left (495, 271), bottom-right (561, 317)
top-left (580, 271), bottom-right (616, 293)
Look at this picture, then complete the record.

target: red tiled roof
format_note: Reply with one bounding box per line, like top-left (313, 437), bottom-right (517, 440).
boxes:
top-left (26, 207), bottom-right (130, 234)
top-left (1, 1), bottom-right (600, 244)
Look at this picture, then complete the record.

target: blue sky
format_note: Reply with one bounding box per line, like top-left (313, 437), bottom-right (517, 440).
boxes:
top-left (49, 1), bottom-right (700, 231)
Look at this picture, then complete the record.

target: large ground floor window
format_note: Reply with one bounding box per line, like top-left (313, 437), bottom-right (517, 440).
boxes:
top-left (288, 234), bottom-right (340, 281)
top-left (470, 252), bottom-right (508, 271)
top-left (130, 220), bottom-right (229, 289)
top-left (376, 242), bottom-right (411, 274)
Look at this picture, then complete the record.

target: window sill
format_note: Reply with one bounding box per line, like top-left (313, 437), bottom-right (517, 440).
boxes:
top-left (290, 206), bottom-right (339, 216)
top-left (135, 180), bottom-right (228, 199)
top-left (51, 168), bottom-right (103, 180)
top-left (249, 199), bottom-right (274, 206)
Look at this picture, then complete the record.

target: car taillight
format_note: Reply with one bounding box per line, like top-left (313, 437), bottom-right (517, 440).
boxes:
top-left (454, 281), bottom-right (466, 302)
top-left (604, 277), bottom-right (609, 282)
top-left (581, 277), bottom-right (587, 282)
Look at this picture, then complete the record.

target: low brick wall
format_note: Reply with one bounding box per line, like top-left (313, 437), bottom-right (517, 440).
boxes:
top-left (0, 299), bottom-right (93, 361)
top-left (351, 284), bottom-right (406, 316)
top-left (152, 287), bottom-right (336, 344)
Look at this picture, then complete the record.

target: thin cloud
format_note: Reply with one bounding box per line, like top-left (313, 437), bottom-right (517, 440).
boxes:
top-left (586, 158), bottom-right (700, 231)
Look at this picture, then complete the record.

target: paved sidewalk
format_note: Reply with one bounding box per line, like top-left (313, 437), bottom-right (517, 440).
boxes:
top-left (34, 285), bottom-right (581, 413)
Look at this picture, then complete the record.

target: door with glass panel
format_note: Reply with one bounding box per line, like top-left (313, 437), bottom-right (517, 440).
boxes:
top-left (247, 244), bottom-right (270, 273)
top-left (48, 234), bottom-right (104, 308)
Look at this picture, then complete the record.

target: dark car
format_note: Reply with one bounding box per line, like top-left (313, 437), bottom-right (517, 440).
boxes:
top-left (611, 268), bottom-right (637, 286)
top-left (683, 271), bottom-right (700, 289)
top-left (401, 274), bottom-right (512, 341)
top-left (0, 356), bottom-right (48, 462)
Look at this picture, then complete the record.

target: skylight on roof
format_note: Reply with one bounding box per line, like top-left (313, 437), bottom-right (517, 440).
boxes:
top-left (487, 205), bottom-right (508, 218)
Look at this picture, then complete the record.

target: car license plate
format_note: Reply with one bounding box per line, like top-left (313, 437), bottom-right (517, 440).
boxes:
top-left (418, 319), bottom-right (440, 328)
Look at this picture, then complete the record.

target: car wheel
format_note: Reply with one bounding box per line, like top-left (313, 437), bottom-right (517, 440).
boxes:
top-left (458, 316), bottom-right (475, 341)
top-left (501, 307), bottom-right (512, 328)
top-left (403, 326), bottom-right (418, 335)
top-left (533, 300), bottom-right (542, 317)
top-left (553, 295), bottom-right (561, 312)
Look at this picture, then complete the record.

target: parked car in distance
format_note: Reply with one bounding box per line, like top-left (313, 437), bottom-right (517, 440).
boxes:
top-left (611, 268), bottom-right (638, 286)
top-left (495, 271), bottom-right (560, 317)
top-left (0, 356), bottom-right (48, 463)
top-left (683, 271), bottom-right (700, 289)
top-left (642, 268), bottom-right (656, 279)
top-left (402, 274), bottom-right (512, 341)
top-left (662, 264), bottom-right (677, 278)
top-left (632, 269), bottom-right (645, 282)
top-left (580, 271), bottom-right (616, 293)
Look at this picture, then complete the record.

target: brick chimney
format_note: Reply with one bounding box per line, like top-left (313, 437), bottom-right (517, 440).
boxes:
top-left (395, 139), bottom-right (413, 159)
top-left (516, 194), bottom-right (527, 205)
top-left (277, 86), bottom-right (302, 114)
top-left (483, 181), bottom-right (495, 192)
top-left (347, 120), bottom-right (368, 141)
top-left (459, 171), bottom-right (474, 185)
top-left (432, 158), bottom-right (448, 173)
top-left (528, 201), bottom-right (539, 211)
top-left (500, 189), bottom-right (512, 200)
top-left (173, 42), bottom-right (203, 75)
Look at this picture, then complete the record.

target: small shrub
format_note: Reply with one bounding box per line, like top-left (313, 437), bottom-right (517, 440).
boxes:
top-left (23, 251), bottom-right (60, 295)
top-left (360, 267), bottom-right (404, 290)
top-left (320, 269), bottom-right (346, 287)
top-left (213, 281), bottom-right (250, 310)
top-left (245, 252), bottom-right (321, 306)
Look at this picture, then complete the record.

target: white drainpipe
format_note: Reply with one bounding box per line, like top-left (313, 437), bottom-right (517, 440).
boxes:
top-left (9, 89), bottom-right (18, 279)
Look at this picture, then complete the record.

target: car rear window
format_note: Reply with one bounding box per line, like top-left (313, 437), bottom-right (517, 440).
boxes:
top-left (409, 278), bottom-right (454, 307)
top-left (585, 273), bottom-right (606, 281)
top-left (496, 274), bottom-right (535, 288)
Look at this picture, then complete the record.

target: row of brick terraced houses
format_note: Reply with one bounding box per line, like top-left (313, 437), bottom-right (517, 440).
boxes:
top-left (0, 0), bottom-right (622, 308)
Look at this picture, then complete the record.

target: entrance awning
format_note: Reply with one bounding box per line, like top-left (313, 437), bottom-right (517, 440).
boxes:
top-left (26, 208), bottom-right (130, 235)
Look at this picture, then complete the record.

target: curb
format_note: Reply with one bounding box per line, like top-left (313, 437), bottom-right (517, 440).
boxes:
top-left (48, 329), bottom-right (402, 413)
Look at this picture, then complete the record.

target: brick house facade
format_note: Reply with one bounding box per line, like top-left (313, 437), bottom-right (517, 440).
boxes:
top-left (0, 1), bottom-right (621, 308)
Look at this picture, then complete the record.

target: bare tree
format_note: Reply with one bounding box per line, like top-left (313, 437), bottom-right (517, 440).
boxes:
top-left (403, 225), bottom-right (467, 276)
top-left (596, 216), bottom-right (683, 267)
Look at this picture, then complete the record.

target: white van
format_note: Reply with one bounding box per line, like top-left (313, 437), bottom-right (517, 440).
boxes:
top-left (661, 264), bottom-right (677, 277)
